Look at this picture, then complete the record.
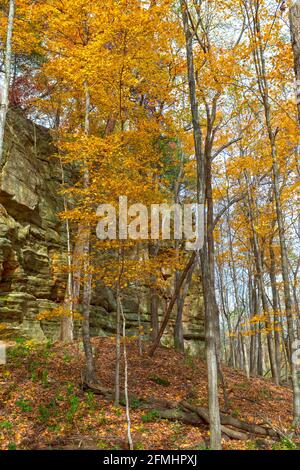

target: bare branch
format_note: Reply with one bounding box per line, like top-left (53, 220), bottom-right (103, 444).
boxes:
top-left (212, 137), bottom-right (242, 160)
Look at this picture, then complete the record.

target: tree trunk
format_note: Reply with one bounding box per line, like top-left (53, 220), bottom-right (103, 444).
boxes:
top-left (271, 149), bottom-right (300, 425)
top-left (149, 242), bottom-right (159, 341)
top-left (174, 263), bottom-right (194, 353)
top-left (115, 286), bottom-right (121, 405)
top-left (257, 325), bottom-right (264, 376)
top-left (241, 332), bottom-right (250, 379)
top-left (81, 82), bottom-right (95, 384)
top-left (244, 172), bottom-right (279, 384)
top-left (119, 295), bottom-right (134, 450)
top-left (290, 0), bottom-right (300, 123)
top-left (269, 239), bottom-right (281, 379)
top-left (174, 270), bottom-right (185, 353)
top-left (149, 252), bottom-right (196, 356)
top-left (181, 0), bottom-right (221, 449)
top-left (59, 161), bottom-right (74, 343)
top-left (249, 270), bottom-right (258, 376)
top-left (246, 1), bottom-right (300, 423)
top-left (0, 0), bottom-right (15, 163)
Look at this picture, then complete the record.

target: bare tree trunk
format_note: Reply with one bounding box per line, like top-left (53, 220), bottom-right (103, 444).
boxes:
top-left (257, 320), bottom-right (264, 376)
top-left (149, 242), bottom-right (159, 341)
top-left (244, 172), bottom-right (279, 384)
top-left (241, 332), bottom-right (250, 379)
top-left (181, 0), bottom-right (221, 449)
top-left (115, 285), bottom-right (121, 405)
top-left (249, 268), bottom-right (258, 376)
top-left (245, 0), bottom-right (300, 423)
top-left (250, 330), bottom-right (258, 376)
top-left (0, 0), bottom-right (15, 163)
top-left (150, 285), bottom-right (159, 341)
top-left (271, 151), bottom-right (300, 425)
top-left (215, 232), bottom-right (232, 364)
top-left (269, 239), bottom-right (281, 380)
top-left (59, 161), bottom-right (74, 343)
top-left (173, 155), bottom-right (186, 353)
top-left (174, 271), bottom-right (185, 353)
top-left (137, 296), bottom-right (143, 356)
top-left (71, 224), bottom-right (85, 310)
top-left (81, 82), bottom-right (95, 384)
top-left (149, 252), bottom-right (196, 356)
top-left (290, 0), bottom-right (300, 123)
top-left (119, 296), bottom-right (133, 450)
top-left (82, 257), bottom-right (94, 383)
top-left (174, 263), bottom-right (194, 353)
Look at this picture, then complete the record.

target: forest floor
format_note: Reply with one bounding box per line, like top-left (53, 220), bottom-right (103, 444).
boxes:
top-left (0, 336), bottom-right (297, 450)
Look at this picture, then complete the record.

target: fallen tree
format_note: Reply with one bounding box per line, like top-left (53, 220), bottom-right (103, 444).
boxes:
top-left (83, 382), bottom-right (279, 441)
top-left (180, 401), bottom-right (278, 439)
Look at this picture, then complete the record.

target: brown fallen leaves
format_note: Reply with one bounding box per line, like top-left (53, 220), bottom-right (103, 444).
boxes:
top-left (0, 337), bottom-right (295, 450)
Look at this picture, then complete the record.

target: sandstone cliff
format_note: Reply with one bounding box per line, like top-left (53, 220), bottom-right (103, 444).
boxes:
top-left (0, 110), bottom-right (204, 353)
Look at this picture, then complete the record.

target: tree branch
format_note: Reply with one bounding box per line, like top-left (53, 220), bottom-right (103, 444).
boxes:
top-left (212, 137), bottom-right (242, 160)
top-left (213, 193), bottom-right (246, 229)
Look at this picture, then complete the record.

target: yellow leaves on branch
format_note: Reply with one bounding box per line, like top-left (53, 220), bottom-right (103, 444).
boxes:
top-left (37, 305), bottom-right (83, 321)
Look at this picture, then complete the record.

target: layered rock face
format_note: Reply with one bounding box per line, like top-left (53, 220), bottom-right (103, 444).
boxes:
top-left (0, 110), bottom-right (67, 340)
top-left (0, 110), bottom-right (204, 354)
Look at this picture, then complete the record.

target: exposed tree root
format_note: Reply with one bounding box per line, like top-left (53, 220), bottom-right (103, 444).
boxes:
top-left (83, 382), bottom-right (279, 441)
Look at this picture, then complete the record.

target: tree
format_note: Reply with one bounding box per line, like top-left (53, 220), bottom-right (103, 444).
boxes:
top-left (180, 0), bottom-right (222, 450)
top-left (0, 0), bottom-right (15, 162)
top-left (290, 0), bottom-right (300, 123)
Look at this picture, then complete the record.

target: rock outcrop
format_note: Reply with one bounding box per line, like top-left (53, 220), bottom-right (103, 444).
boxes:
top-left (0, 110), bottom-right (204, 354)
top-left (0, 110), bottom-right (67, 340)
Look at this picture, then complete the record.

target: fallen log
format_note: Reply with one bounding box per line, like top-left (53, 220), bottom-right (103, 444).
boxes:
top-left (181, 401), bottom-right (278, 438)
top-left (157, 409), bottom-right (247, 439)
top-left (83, 382), bottom-right (279, 441)
top-left (157, 409), bottom-right (203, 426)
top-left (220, 425), bottom-right (248, 441)
top-left (179, 402), bottom-right (248, 440)
top-left (82, 382), bottom-right (178, 410)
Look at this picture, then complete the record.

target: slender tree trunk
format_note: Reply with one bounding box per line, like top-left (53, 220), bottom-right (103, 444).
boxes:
top-left (244, 172), bottom-right (279, 383)
top-left (115, 284), bottom-right (121, 405)
top-left (250, 330), bottom-right (258, 376)
top-left (119, 296), bottom-right (133, 450)
top-left (181, 0), bottom-right (221, 449)
top-left (205, 133), bottom-right (221, 356)
top-left (82, 256), bottom-right (94, 383)
top-left (150, 285), bottom-right (159, 341)
top-left (290, 0), bottom-right (300, 123)
top-left (60, 219), bottom-right (74, 342)
top-left (271, 149), bottom-right (300, 424)
top-left (149, 252), bottom-right (196, 356)
top-left (250, 276), bottom-right (259, 376)
top-left (217, 251), bottom-right (234, 366)
top-left (257, 326), bottom-right (264, 376)
top-left (137, 296), bottom-right (143, 356)
top-left (269, 239), bottom-right (281, 380)
top-left (0, 0), bottom-right (15, 163)
top-left (81, 82), bottom-right (95, 384)
top-left (174, 270), bottom-right (185, 353)
top-left (59, 161), bottom-right (74, 343)
top-left (246, 1), bottom-right (300, 423)
top-left (174, 263), bottom-right (194, 353)
top-left (173, 154), bottom-right (185, 353)
top-left (149, 242), bottom-right (159, 341)
top-left (241, 332), bottom-right (250, 379)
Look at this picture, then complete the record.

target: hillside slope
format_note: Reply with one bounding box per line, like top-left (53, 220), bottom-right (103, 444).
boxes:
top-left (0, 337), bottom-right (295, 450)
